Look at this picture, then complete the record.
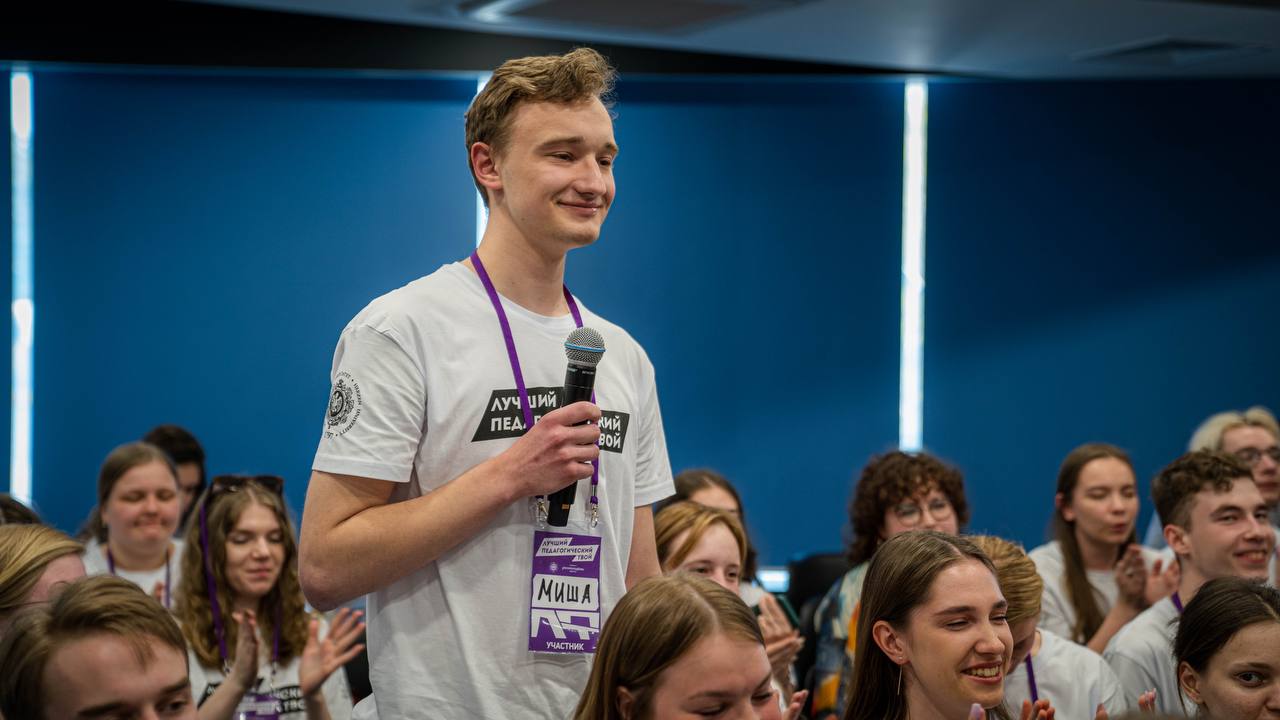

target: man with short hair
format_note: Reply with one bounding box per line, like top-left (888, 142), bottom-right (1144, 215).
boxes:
top-left (0, 575), bottom-right (197, 720)
top-left (299, 48), bottom-right (673, 719)
top-left (1104, 450), bottom-right (1275, 715)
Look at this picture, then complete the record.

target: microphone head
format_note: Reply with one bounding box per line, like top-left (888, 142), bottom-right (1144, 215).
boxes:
top-left (565, 327), bottom-right (605, 367)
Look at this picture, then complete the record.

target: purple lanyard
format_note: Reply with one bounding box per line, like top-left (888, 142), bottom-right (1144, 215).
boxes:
top-left (107, 545), bottom-right (171, 609)
top-left (1024, 655), bottom-right (1039, 703)
top-left (469, 251), bottom-right (601, 526)
top-left (1171, 592), bottom-right (1184, 614)
top-left (199, 502), bottom-right (280, 671)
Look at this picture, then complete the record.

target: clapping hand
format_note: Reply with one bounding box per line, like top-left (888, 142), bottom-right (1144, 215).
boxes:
top-left (298, 607), bottom-right (366, 699)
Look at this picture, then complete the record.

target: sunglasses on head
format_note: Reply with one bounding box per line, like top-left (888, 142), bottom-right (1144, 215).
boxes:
top-left (208, 474), bottom-right (285, 499)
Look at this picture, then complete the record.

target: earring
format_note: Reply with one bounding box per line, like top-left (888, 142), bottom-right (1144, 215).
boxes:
top-left (897, 665), bottom-right (903, 696)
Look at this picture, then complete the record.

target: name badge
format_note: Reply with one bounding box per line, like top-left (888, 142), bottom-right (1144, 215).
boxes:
top-left (235, 692), bottom-right (280, 720)
top-left (528, 530), bottom-right (602, 654)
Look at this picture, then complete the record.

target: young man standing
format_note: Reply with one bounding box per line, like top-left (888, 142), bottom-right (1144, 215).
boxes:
top-left (299, 49), bottom-right (673, 719)
top-left (1104, 450), bottom-right (1275, 715)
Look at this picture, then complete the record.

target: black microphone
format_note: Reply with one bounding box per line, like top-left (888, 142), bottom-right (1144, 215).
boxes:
top-left (546, 326), bottom-right (606, 527)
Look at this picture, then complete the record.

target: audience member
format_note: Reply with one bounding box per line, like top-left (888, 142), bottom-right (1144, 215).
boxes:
top-left (974, 535), bottom-right (1131, 719)
top-left (143, 424), bottom-right (209, 530)
top-left (78, 441), bottom-right (184, 606)
top-left (1173, 576), bottom-right (1280, 720)
top-left (176, 474), bottom-right (362, 719)
top-left (0, 575), bottom-right (197, 720)
top-left (572, 573), bottom-right (805, 720)
top-left (1144, 406), bottom-right (1280, 546)
top-left (844, 530), bottom-right (1053, 720)
top-left (1104, 450), bottom-right (1275, 715)
top-left (0, 493), bottom-right (41, 524)
top-left (1029, 443), bottom-right (1176, 652)
top-left (663, 468), bottom-right (760, 591)
top-left (813, 451), bottom-right (970, 718)
top-left (0, 525), bottom-right (84, 633)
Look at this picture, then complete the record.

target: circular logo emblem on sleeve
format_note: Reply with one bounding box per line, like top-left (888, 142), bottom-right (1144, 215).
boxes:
top-left (325, 371), bottom-right (362, 438)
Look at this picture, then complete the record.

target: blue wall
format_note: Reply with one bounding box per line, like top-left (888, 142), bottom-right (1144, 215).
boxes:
top-left (926, 80), bottom-right (1280, 548)
top-left (11, 67), bottom-right (1280, 565)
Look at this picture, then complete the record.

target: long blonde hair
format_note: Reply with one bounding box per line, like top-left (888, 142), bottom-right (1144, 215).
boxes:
top-left (573, 574), bottom-right (764, 720)
top-left (0, 525), bottom-right (83, 624)
top-left (175, 479), bottom-right (307, 668)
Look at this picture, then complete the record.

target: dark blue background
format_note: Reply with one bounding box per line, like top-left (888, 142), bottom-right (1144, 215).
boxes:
top-left (10, 68), bottom-right (1280, 564)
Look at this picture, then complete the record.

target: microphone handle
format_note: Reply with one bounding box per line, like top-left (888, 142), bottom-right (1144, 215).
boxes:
top-left (546, 363), bottom-right (596, 527)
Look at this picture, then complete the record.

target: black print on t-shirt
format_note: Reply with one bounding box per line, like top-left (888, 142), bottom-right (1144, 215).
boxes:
top-left (471, 386), bottom-right (629, 453)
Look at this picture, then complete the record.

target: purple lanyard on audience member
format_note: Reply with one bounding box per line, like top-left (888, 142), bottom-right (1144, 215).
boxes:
top-left (1171, 592), bottom-right (1184, 613)
top-left (469, 250), bottom-right (601, 527)
top-left (199, 502), bottom-right (281, 673)
top-left (107, 545), bottom-right (172, 609)
top-left (1024, 655), bottom-right (1039, 703)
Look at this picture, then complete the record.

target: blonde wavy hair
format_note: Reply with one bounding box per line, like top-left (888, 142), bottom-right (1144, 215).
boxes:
top-left (1189, 406), bottom-right (1279, 451)
top-left (0, 524), bottom-right (83, 625)
top-left (970, 535), bottom-right (1043, 626)
top-left (464, 47), bottom-right (616, 206)
top-left (654, 500), bottom-right (748, 571)
top-left (175, 480), bottom-right (308, 668)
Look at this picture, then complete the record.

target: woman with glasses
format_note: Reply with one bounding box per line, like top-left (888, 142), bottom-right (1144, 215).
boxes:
top-left (1028, 444), bottom-right (1174, 654)
top-left (176, 475), bottom-right (364, 719)
top-left (811, 451), bottom-right (969, 719)
top-left (79, 442), bottom-right (184, 607)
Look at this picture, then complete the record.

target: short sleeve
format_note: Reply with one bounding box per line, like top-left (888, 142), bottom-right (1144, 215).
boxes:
top-left (312, 323), bottom-right (427, 482)
top-left (630, 357), bottom-right (674, 507)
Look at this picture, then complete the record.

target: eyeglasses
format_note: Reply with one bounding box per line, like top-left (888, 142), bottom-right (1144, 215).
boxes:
top-left (1233, 447), bottom-right (1280, 467)
top-left (892, 497), bottom-right (955, 527)
top-left (208, 474), bottom-right (285, 499)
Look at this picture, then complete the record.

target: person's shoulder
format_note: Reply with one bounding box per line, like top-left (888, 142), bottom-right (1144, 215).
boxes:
top-left (1028, 540), bottom-right (1063, 569)
top-left (1040, 627), bottom-right (1106, 665)
top-left (1108, 597), bottom-right (1176, 654)
top-left (348, 264), bottom-right (472, 327)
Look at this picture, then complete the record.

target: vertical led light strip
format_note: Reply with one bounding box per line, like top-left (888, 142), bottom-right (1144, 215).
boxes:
top-left (474, 73), bottom-right (491, 248)
top-left (899, 79), bottom-right (928, 453)
top-left (9, 70), bottom-right (34, 504)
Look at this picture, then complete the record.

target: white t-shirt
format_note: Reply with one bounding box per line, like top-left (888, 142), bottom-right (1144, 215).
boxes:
top-left (312, 263), bottom-right (674, 720)
top-left (1005, 628), bottom-right (1128, 719)
top-left (82, 537), bottom-right (184, 609)
top-left (188, 621), bottom-right (353, 720)
top-left (1102, 597), bottom-right (1188, 717)
top-left (1028, 540), bottom-right (1161, 644)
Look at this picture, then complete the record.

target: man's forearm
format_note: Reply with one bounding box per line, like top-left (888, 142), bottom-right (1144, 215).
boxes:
top-left (300, 459), bottom-right (517, 610)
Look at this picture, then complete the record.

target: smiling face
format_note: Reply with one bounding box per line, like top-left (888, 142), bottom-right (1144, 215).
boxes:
top-left (102, 460), bottom-right (180, 555)
top-left (1063, 456), bottom-right (1139, 547)
top-left (1180, 621), bottom-right (1280, 720)
top-left (1169, 480), bottom-right (1276, 585)
top-left (1222, 426), bottom-right (1280, 507)
top-left (882, 558), bottom-right (1012, 718)
top-left (631, 631), bottom-right (779, 720)
top-left (666, 524), bottom-right (743, 594)
top-left (223, 501), bottom-right (286, 608)
top-left (41, 633), bottom-right (196, 720)
top-left (485, 98), bottom-right (617, 255)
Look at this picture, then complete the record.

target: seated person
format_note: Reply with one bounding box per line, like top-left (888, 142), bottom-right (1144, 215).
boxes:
top-left (974, 535), bottom-right (1131, 718)
top-left (0, 524), bottom-right (84, 633)
top-left (1104, 450), bottom-right (1275, 715)
top-left (175, 474), bottom-right (363, 719)
top-left (0, 575), bottom-right (197, 719)
top-left (844, 530), bottom-right (1051, 720)
top-left (143, 423), bottom-right (209, 530)
top-left (572, 573), bottom-right (805, 720)
top-left (1030, 443), bottom-right (1175, 653)
top-left (813, 451), bottom-right (969, 718)
top-left (79, 442), bottom-right (184, 606)
top-left (1174, 576), bottom-right (1280, 720)
top-left (1144, 406), bottom-right (1280, 546)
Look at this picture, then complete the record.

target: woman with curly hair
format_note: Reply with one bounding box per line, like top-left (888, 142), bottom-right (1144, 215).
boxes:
top-left (811, 451), bottom-right (970, 718)
top-left (175, 475), bottom-right (364, 719)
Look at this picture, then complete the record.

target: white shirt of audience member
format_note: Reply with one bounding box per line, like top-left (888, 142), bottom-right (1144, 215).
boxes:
top-left (1104, 477), bottom-right (1276, 716)
top-left (1005, 627), bottom-right (1128, 719)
